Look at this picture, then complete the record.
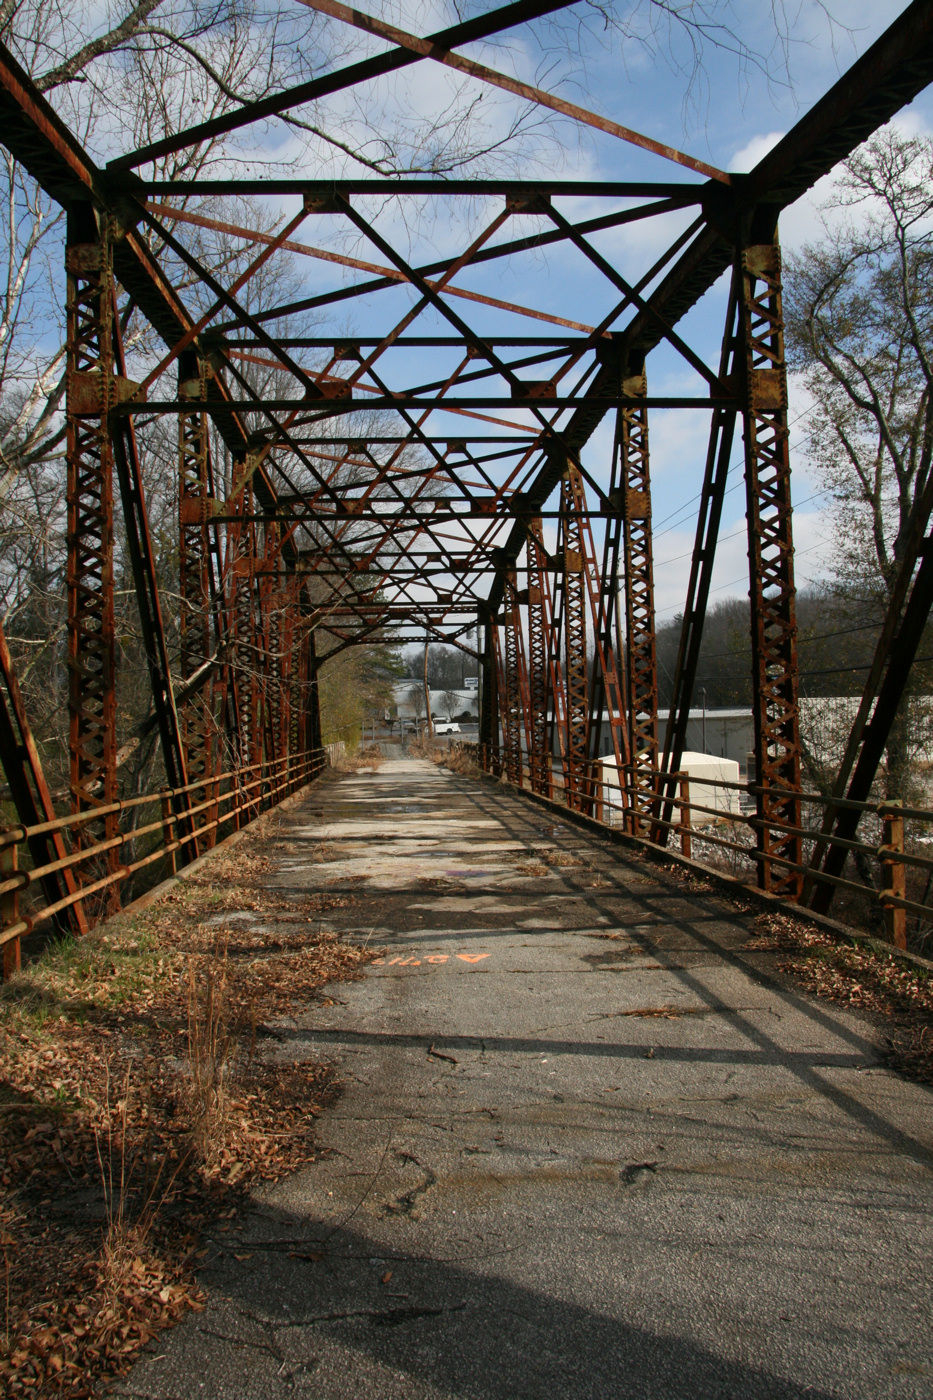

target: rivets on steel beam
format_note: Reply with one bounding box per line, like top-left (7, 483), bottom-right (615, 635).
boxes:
top-left (505, 193), bottom-right (551, 214)
top-left (511, 379), bottom-right (555, 400)
top-left (303, 193), bottom-right (343, 214)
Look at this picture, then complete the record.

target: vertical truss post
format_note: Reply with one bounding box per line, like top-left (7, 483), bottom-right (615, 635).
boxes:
top-left (263, 524), bottom-right (285, 771)
top-left (111, 334), bottom-right (189, 814)
top-left (586, 423), bottom-right (628, 775)
top-left (218, 481), bottom-right (244, 775)
top-left (65, 211), bottom-right (117, 880)
top-left (279, 576), bottom-right (297, 765)
top-left (290, 582), bottom-right (308, 762)
top-left (618, 368), bottom-right (659, 831)
top-left (479, 613), bottom-right (499, 775)
top-left (289, 619), bottom-right (303, 762)
top-left (306, 624), bottom-right (323, 755)
top-left (0, 623), bottom-right (88, 937)
top-left (265, 589), bottom-right (285, 769)
top-left (558, 465), bottom-right (590, 812)
top-left (526, 520), bottom-right (552, 797)
top-left (561, 440), bottom-right (632, 818)
top-left (739, 241), bottom-right (802, 896)
top-left (654, 283), bottom-right (739, 844)
top-left (178, 352), bottom-right (217, 798)
top-left (528, 518), bottom-right (568, 786)
top-left (230, 485), bottom-right (263, 785)
top-left (499, 569), bottom-right (528, 786)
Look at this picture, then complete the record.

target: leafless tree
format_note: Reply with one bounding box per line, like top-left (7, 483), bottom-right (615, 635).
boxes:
top-left (785, 128), bottom-right (933, 797)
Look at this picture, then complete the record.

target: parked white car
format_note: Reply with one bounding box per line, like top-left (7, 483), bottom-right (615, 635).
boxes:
top-left (433, 721), bottom-right (461, 735)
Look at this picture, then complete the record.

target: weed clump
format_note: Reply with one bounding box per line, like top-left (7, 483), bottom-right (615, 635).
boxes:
top-left (0, 814), bottom-right (374, 1396)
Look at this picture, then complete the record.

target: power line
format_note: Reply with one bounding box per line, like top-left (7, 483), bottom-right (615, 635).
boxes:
top-left (653, 487), bottom-right (835, 570)
top-left (649, 399), bottom-right (825, 543)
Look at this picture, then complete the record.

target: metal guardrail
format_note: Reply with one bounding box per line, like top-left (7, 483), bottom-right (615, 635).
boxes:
top-left (7, 739), bottom-right (928, 970)
top-left (0, 747), bottom-right (331, 972)
top-left (456, 742), bottom-right (932, 952)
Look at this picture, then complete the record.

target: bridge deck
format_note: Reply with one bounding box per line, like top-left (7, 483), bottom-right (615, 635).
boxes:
top-left (121, 756), bottom-right (932, 1400)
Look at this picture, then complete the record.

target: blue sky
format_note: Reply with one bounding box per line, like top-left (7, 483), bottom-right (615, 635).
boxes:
top-left (45, 2), bottom-right (933, 631)
top-left (236, 0), bottom-right (931, 628)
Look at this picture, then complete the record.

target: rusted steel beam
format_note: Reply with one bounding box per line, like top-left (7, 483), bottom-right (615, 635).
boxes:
top-left (146, 198), bottom-right (678, 338)
top-left (137, 208), bottom-right (321, 401)
top-left (178, 354), bottom-right (220, 809)
top-left (306, 626), bottom-right (323, 756)
top-left (586, 431), bottom-right (625, 773)
top-left (654, 283), bottom-right (739, 843)
top-left (547, 205), bottom-right (726, 391)
top-left (808, 537), bottom-right (933, 912)
top-left (65, 213), bottom-right (119, 893)
top-left (0, 40), bottom-right (295, 560)
top-left (111, 312), bottom-right (190, 812)
top-left (142, 178), bottom-right (696, 197)
top-left (162, 193), bottom-right (694, 336)
top-left (479, 617), bottom-right (500, 776)
top-left (0, 622), bottom-right (89, 940)
top-left (500, 571), bottom-right (531, 786)
top-left (562, 456), bottom-right (631, 789)
top-left (557, 467), bottom-right (590, 812)
top-left (555, 459), bottom-right (631, 810)
top-left (484, 219), bottom-right (712, 621)
top-left (806, 465), bottom-right (933, 912)
top-left (296, 0), bottom-right (728, 183)
top-left (280, 578), bottom-right (300, 761)
top-left (110, 0), bottom-right (582, 170)
top-left (124, 395), bottom-right (733, 417)
top-left (745, 0), bottom-right (933, 210)
top-left (739, 242), bottom-right (802, 898)
top-left (230, 336), bottom-right (592, 347)
top-left (529, 2), bottom-right (933, 492)
top-left (526, 518), bottom-right (563, 798)
top-left (615, 369), bottom-right (658, 831)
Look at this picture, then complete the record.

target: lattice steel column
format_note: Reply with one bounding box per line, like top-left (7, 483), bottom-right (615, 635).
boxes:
top-left (256, 522), bottom-right (283, 770)
top-left (265, 590), bottom-right (288, 766)
top-left (559, 466), bottom-right (590, 811)
top-left (230, 485), bottom-right (262, 777)
top-left (526, 520), bottom-right (552, 796)
top-left (500, 570), bottom-right (527, 786)
top-left (279, 577), bottom-right (298, 763)
top-left (66, 216), bottom-right (117, 851)
top-left (306, 625), bottom-right (323, 755)
top-left (289, 582), bottom-right (309, 760)
top-left (479, 614), bottom-right (500, 775)
top-left (216, 484), bottom-right (244, 775)
top-left (739, 242), bottom-right (802, 895)
top-left (619, 371), bottom-right (659, 831)
top-left (178, 354), bottom-right (216, 789)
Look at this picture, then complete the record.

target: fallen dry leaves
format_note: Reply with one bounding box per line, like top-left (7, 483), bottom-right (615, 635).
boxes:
top-left (748, 912), bottom-right (933, 1080)
top-left (0, 814), bottom-right (374, 1397)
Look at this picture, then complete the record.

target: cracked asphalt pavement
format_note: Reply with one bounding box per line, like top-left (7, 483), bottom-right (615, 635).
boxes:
top-left (117, 756), bottom-right (933, 1399)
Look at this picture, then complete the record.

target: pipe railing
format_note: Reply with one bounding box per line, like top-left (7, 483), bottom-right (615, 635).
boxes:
top-left (0, 747), bottom-right (331, 971)
top-left (456, 742), bottom-right (931, 952)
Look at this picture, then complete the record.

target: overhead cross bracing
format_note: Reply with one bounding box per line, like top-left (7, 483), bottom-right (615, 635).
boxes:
top-left (0, 0), bottom-right (932, 962)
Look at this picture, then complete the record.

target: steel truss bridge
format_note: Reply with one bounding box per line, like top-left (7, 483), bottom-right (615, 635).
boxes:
top-left (1, 0), bottom-right (932, 968)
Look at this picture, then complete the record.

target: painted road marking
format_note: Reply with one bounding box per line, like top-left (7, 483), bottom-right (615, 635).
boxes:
top-left (371, 952), bottom-right (491, 967)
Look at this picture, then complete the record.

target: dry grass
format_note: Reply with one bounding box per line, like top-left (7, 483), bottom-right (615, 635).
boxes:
top-left (184, 949), bottom-right (236, 1165)
top-left (0, 818), bottom-right (375, 1397)
top-left (338, 743), bottom-right (384, 771)
top-left (747, 911), bottom-right (933, 1081)
top-left (408, 736), bottom-right (481, 777)
top-left (541, 848), bottom-right (584, 869)
top-left (509, 846), bottom-right (585, 877)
